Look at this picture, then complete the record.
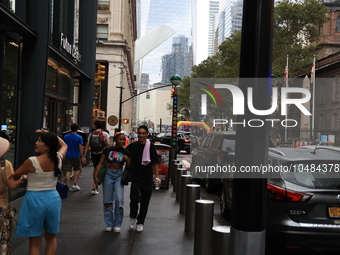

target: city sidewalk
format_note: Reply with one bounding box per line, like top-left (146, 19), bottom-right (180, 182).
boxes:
top-left (11, 164), bottom-right (226, 255)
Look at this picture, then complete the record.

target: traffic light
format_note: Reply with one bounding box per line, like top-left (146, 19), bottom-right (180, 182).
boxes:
top-left (123, 118), bottom-right (129, 124)
top-left (170, 88), bottom-right (175, 98)
top-left (95, 63), bottom-right (106, 83)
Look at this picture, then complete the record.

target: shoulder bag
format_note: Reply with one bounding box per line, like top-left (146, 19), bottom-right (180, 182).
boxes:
top-left (97, 162), bottom-right (107, 183)
top-left (56, 180), bottom-right (68, 199)
top-left (121, 166), bottom-right (132, 185)
top-left (1, 159), bottom-right (18, 230)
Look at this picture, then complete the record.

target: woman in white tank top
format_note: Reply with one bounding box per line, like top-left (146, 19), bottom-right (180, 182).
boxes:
top-left (11, 129), bottom-right (67, 255)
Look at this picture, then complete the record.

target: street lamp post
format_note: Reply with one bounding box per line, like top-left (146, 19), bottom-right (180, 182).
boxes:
top-left (169, 74), bottom-right (182, 179)
top-left (117, 67), bottom-right (124, 132)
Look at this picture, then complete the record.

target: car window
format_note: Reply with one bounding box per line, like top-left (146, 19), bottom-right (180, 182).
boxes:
top-left (221, 135), bottom-right (236, 151)
top-left (282, 162), bottom-right (340, 189)
top-left (200, 135), bottom-right (212, 148)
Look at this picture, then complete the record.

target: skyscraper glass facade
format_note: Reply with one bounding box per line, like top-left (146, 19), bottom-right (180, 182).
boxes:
top-left (137, 0), bottom-right (197, 85)
top-left (208, 1), bottom-right (219, 56)
top-left (217, 0), bottom-right (243, 46)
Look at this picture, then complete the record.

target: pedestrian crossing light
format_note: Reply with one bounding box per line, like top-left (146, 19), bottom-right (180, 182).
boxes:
top-left (95, 63), bottom-right (106, 82)
top-left (123, 118), bottom-right (129, 124)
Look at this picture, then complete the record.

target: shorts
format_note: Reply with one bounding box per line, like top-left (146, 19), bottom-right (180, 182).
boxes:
top-left (91, 153), bottom-right (102, 167)
top-left (63, 158), bottom-right (81, 172)
top-left (15, 190), bottom-right (62, 237)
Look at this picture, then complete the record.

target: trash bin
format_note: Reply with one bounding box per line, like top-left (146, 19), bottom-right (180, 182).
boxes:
top-left (153, 143), bottom-right (171, 189)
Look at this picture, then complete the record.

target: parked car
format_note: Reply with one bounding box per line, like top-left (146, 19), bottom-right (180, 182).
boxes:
top-left (190, 131), bottom-right (236, 192)
top-left (220, 145), bottom-right (340, 253)
top-left (160, 131), bottom-right (191, 153)
top-left (150, 132), bottom-right (166, 143)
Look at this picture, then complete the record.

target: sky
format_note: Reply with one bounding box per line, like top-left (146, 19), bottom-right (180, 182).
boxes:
top-left (195, 0), bottom-right (210, 65)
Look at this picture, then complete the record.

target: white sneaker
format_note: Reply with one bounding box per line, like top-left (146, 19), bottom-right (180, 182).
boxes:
top-left (113, 227), bottom-right (121, 233)
top-left (91, 189), bottom-right (99, 195)
top-left (72, 183), bottom-right (81, 191)
top-left (105, 227), bottom-right (112, 232)
top-left (129, 218), bottom-right (136, 230)
top-left (136, 224), bottom-right (143, 232)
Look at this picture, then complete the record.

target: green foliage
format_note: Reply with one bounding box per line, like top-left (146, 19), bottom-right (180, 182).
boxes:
top-left (273, 0), bottom-right (329, 77)
top-left (178, 0), bottom-right (330, 125)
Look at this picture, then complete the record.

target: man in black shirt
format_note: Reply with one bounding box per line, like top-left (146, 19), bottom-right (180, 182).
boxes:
top-left (126, 125), bottom-right (159, 232)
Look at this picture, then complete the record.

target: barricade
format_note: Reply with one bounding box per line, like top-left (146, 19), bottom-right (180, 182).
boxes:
top-left (212, 225), bottom-right (230, 255)
top-left (185, 184), bottom-right (200, 232)
top-left (175, 168), bottom-right (187, 201)
top-left (194, 199), bottom-right (214, 255)
top-left (179, 174), bottom-right (192, 214)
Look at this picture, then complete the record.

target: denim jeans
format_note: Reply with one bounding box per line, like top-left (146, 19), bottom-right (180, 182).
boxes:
top-left (102, 168), bottom-right (124, 228)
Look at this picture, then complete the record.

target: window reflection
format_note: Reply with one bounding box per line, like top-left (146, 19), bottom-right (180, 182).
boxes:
top-left (2, 37), bottom-right (19, 165)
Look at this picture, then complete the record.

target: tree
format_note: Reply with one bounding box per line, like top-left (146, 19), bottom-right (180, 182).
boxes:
top-left (178, 0), bottom-right (330, 128)
top-left (272, 0), bottom-right (329, 77)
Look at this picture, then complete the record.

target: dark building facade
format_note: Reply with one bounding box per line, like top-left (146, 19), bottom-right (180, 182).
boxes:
top-left (0, 0), bottom-right (97, 172)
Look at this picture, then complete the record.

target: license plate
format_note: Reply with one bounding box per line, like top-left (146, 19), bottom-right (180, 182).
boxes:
top-left (328, 207), bottom-right (340, 217)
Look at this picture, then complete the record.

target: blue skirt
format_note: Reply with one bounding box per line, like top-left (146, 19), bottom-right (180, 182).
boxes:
top-left (15, 190), bottom-right (62, 237)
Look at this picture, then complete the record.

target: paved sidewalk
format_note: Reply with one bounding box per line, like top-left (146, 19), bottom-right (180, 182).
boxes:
top-left (11, 164), bottom-right (226, 255)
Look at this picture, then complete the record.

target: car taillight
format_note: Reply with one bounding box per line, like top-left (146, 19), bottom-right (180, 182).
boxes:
top-left (184, 139), bottom-right (190, 143)
top-left (267, 183), bottom-right (312, 202)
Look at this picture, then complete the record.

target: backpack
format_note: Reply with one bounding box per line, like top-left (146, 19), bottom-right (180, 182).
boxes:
top-left (90, 130), bottom-right (106, 151)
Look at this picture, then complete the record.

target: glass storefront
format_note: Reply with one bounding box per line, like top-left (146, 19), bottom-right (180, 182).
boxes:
top-left (1, 36), bottom-right (19, 165)
top-left (44, 60), bottom-right (80, 134)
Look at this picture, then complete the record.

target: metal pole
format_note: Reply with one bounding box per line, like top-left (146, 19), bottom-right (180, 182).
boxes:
top-left (179, 174), bottom-right (192, 214)
top-left (169, 85), bottom-right (178, 183)
top-left (172, 161), bottom-right (181, 191)
top-left (185, 184), bottom-right (200, 232)
top-left (175, 168), bottom-right (186, 201)
top-left (117, 69), bottom-right (124, 131)
top-left (160, 118), bottom-right (162, 133)
top-left (212, 226), bottom-right (230, 255)
top-left (230, 0), bottom-right (274, 255)
top-left (194, 200), bottom-right (214, 255)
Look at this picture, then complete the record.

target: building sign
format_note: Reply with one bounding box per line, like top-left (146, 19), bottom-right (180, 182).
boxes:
top-left (60, 32), bottom-right (81, 62)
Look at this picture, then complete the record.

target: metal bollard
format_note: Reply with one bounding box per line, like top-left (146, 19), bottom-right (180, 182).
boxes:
top-left (194, 199), bottom-right (214, 255)
top-left (180, 175), bottom-right (192, 214)
top-left (185, 184), bottom-right (200, 232)
top-left (171, 159), bottom-right (179, 183)
top-left (176, 168), bottom-right (187, 201)
top-left (172, 162), bottom-right (182, 192)
top-left (212, 226), bottom-right (230, 255)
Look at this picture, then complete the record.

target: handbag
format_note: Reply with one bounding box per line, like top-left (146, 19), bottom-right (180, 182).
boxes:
top-left (1, 159), bottom-right (18, 230)
top-left (97, 163), bottom-right (107, 183)
top-left (121, 166), bottom-right (132, 185)
top-left (56, 180), bottom-right (68, 199)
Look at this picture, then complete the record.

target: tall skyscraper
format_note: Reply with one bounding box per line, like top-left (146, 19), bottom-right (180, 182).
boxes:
top-left (161, 35), bottom-right (193, 84)
top-left (137, 0), bottom-right (197, 85)
top-left (208, 1), bottom-right (219, 56)
top-left (217, 0), bottom-right (243, 46)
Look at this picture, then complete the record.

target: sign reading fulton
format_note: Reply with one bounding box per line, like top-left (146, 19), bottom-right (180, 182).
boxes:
top-left (60, 32), bottom-right (81, 62)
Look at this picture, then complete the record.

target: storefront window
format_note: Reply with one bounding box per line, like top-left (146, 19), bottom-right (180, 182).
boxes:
top-left (2, 36), bottom-right (19, 164)
top-left (59, 71), bottom-right (72, 98)
top-left (1, 0), bottom-right (16, 13)
top-left (46, 65), bottom-right (57, 93)
top-left (98, 0), bottom-right (110, 11)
